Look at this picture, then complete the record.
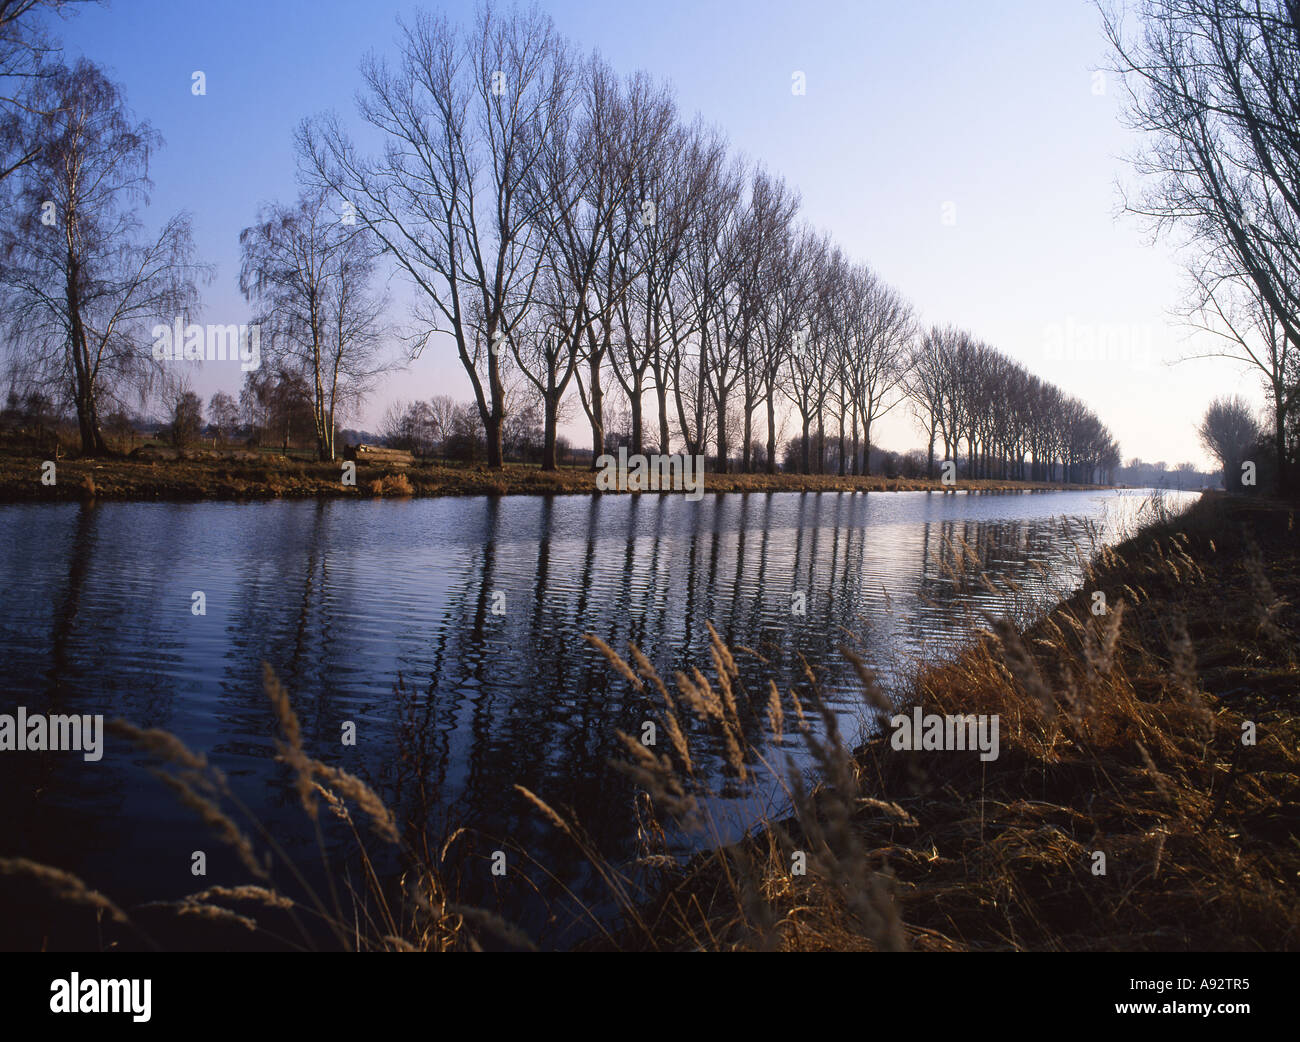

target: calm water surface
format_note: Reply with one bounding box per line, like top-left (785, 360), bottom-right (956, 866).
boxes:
top-left (0, 487), bottom-right (1195, 945)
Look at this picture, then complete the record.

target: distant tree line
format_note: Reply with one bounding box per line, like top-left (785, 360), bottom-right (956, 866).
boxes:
top-left (1117, 456), bottom-right (1215, 490)
top-left (906, 326), bottom-right (1120, 484)
top-left (298, 2), bottom-right (1120, 478)
top-left (379, 394), bottom-right (547, 464)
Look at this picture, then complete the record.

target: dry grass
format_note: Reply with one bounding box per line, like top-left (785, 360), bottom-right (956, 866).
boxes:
top-left (0, 449), bottom-right (1107, 503)
top-left (367, 472), bottom-right (414, 497)
top-left (581, 493), bottom-right (1300, 951)
top-left (17, 673), bottom-right (480, 952)
top-left (0, 858), bottom-right (130, 925)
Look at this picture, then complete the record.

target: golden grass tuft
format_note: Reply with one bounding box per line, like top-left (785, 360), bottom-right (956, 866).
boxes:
top-left (367, 472), bottom-right (414, 497)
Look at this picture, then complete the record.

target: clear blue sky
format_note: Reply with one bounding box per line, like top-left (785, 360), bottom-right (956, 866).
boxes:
top-left (49, 0), bottom-right (1264, 467)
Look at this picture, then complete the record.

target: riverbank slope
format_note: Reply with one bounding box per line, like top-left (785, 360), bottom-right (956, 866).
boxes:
top-left (0, 451), bottom-right (1109, 502)
top-left (607, 493), bottom-right (1300, 951)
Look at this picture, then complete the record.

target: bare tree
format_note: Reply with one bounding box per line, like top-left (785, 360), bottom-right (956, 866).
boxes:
top-left (694, 153), bottom-right (745, 470)
top-left (648, 118), bottom-right (715, 456)
top-left (299, 4), bottom-right (572, 469)
top-left (904, 326), bottom-right (952, 478)
top-left (606, 71), bottom-right (677, 457)
top-left (159, 370), bottom-right (201, 449)
top-left (1198, 393), bottom-right (1262, 487)
top-left (782, 234), bottom-right (840, 473)
top-left (1184, 268), bottom-right (1297, 492)
top-left (518, 55), bottom-right (647, 469)
top-left (208, 389), bottom-right (239, 444)
top-left (734, 167), bottom-right (798, 472)
top-left (0, 59), bottom-right (206, 455)
top-left (674, 126), bottom-right (740, 463)
top-left (755, 222), bottom-right (812, 474)
top-left (843, 264), bottom-right (912, 475)
top-left (1104, 0), bottom-right (1300, 491)
top-left (240, 187), bottom-right (390, 461)
top-left (571, 68), bottom-right (668, 467)
top-left (0, 1), bottom-right (98, 183)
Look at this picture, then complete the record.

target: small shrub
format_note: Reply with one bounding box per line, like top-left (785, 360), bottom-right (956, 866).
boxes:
top-left (385, 472), bottom-right (414, 496)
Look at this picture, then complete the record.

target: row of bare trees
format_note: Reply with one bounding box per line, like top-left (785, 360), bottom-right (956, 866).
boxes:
top-left (300, 4), bottom-right (1116, 476)
top-left (906, 326), bottom-right (1121, 484)
top-left (380, 393), bottom-right (547, 462)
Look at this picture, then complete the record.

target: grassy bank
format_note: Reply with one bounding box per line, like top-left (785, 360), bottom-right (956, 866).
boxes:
top-left (0, 450), bottom-right (1107, 502)
top-left (590, 492), bottom-right (1300, 950)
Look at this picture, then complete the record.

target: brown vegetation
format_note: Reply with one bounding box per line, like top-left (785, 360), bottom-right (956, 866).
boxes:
top-left (584, 493), bottom-right (1300, 950)
top-left (0, 450), bottom-right (1106, 503)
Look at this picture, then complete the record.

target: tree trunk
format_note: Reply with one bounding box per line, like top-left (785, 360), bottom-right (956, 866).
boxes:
top-left (486, 411), bottom-right (504, 469)
top-left (542, 393), bottom-right (559, 472)
top-left (588, 352), bottom-right (604, 467)
top-left (657, 380), bottom-right (671, 457)
top-left (1274, 386), bottom-right (1289, 496)
top-left (630, 377), bottom-right (644, 457)
top-left (716, 408), bottom-right (728, 475)
top-left (486, 327), bottom-right (506, 470)
top-left (837, 412), bottom-right (846, 477)
top-left (742, 402), bottom-right (753, 473)
top-left (765, 391), bottom-right (778, 475)
top-left (66, 262), bottom-right (107, 457)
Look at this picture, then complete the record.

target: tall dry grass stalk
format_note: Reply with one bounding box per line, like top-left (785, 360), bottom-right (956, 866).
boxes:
top-left (575, 622), bottom-right (908, 951)
top-left (23, 669), bottom-right (503, 951)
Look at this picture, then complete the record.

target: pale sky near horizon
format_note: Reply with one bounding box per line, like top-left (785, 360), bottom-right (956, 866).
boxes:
top-left (48, 0), bottom-right (1271, 470)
